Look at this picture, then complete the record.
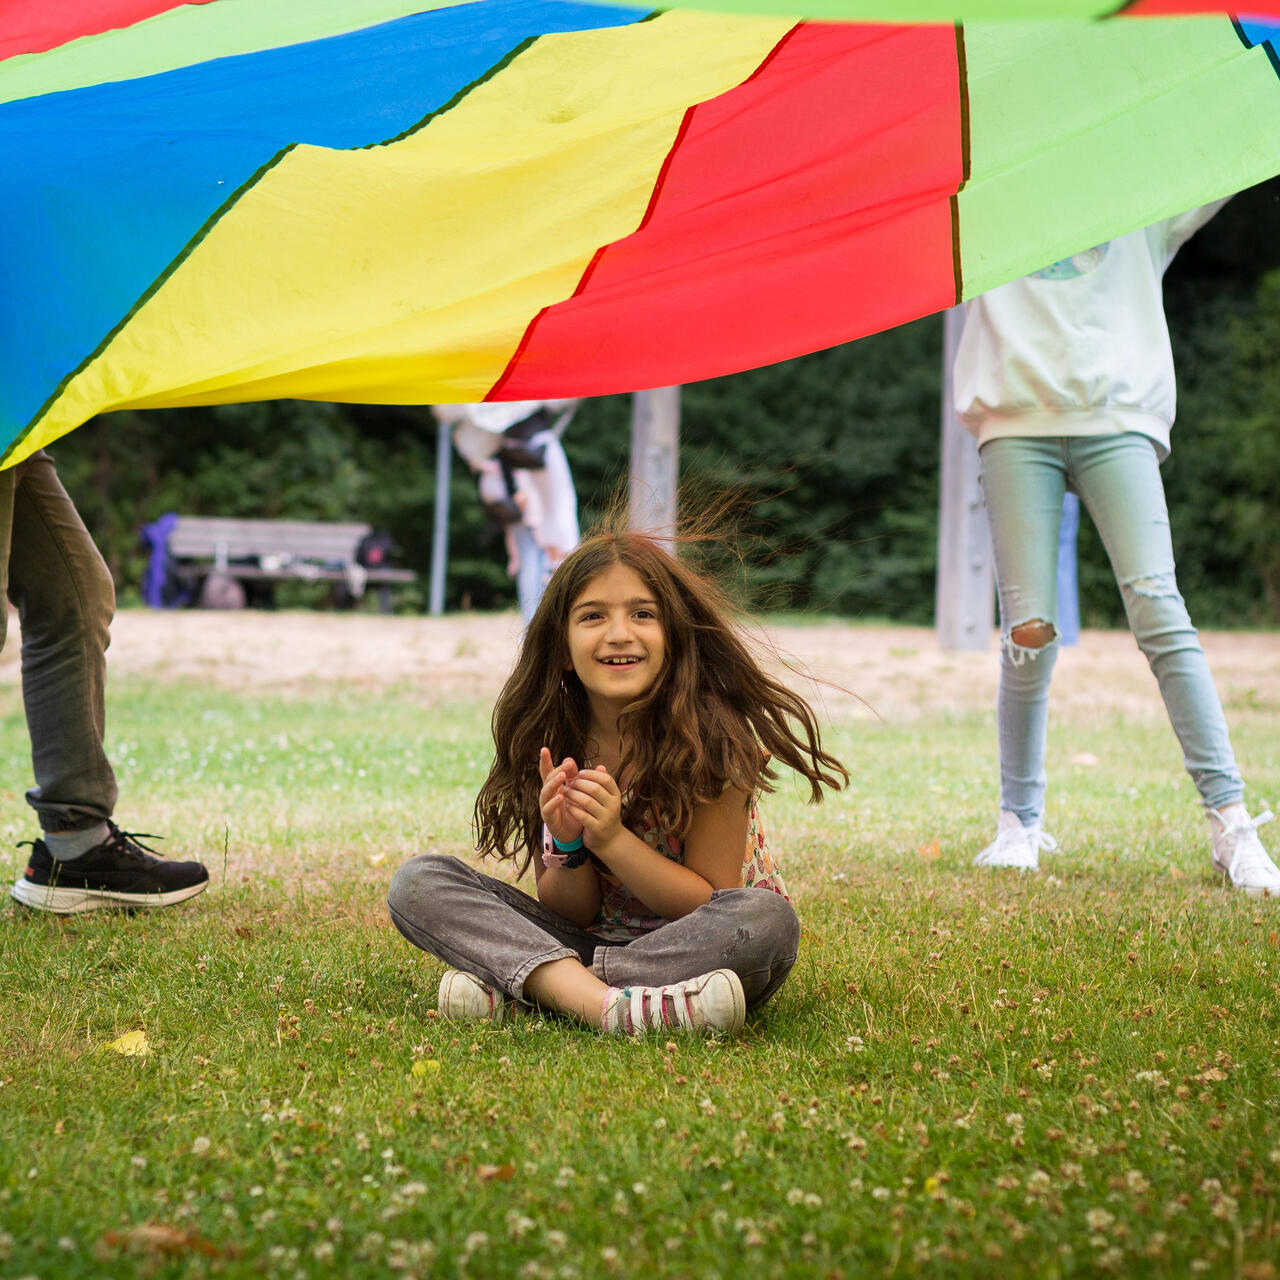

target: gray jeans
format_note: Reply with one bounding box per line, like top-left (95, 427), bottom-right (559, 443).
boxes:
top-left (387, 855), bottom-right (801, 1007)
top-left (0, 451), bottom-right (117, 832)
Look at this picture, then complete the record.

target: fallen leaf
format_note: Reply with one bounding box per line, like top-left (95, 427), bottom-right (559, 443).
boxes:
top-left (1069, 752), bottom-right (1099, 767)
top-left (1268, 931), bottom-right (1280, 949)
top-left (368, 853), bottom-right (387, 867)
top-left (476, 1163), bottom-right (516, 1183)
top-left (102, 1030), bottom-right (151, 1057)
top-left (917, 839), bottom-right (940, 861)
top-left (100, 1224), bottom-right (220, 1258)
top-left (410, 1059), bottom-right (441, 1078)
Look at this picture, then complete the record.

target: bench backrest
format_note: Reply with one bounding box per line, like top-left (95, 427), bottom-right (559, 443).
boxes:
top-left (167, 517), bottom-right (371, 563)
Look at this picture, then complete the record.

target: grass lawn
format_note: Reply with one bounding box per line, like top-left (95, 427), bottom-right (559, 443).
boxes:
top-left (0, 615), bottom-right (1277, 1278)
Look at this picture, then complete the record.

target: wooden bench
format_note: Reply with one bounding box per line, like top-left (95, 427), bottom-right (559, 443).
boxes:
top-left (165, 516), bottom-right (415, 612)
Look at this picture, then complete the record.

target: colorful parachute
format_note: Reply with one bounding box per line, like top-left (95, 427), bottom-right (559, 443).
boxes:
top-left (3, 1), bottom-right (1280, 466)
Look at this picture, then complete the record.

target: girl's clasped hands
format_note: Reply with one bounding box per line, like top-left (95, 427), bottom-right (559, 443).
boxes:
top-left (538, 747), bottom-right (622, 862)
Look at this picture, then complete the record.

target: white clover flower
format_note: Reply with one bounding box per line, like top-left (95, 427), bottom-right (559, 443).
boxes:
top-left (1210, 1194), bottom-right (1239, 1221)
top-left (191, 1136), bottom-right (211, 1157)
top-left (1085, 1208), bottom-right (1114, 1233)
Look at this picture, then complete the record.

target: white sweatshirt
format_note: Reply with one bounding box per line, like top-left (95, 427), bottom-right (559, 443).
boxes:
top-left (954, 203), bottom-right (1226, 461)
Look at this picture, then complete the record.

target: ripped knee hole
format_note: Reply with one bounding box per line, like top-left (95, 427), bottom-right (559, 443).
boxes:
top-left (1010, 620), bottom-right (1055, 649)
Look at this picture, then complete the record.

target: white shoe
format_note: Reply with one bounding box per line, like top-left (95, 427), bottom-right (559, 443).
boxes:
top-left (1207, 806), bottom-right (1279, 896)
top-left (601, 968), bottom-right (746, 1036)
top-left (437, 970), bottom-right (523, 1023)
top-left (973, 810), bottom-right (1058, 871)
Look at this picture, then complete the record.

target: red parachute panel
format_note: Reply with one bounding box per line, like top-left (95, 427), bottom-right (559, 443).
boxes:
top-left (494, 21), bottom-right (964, 398)
top-left (0, 1), bottom-right (216, 59)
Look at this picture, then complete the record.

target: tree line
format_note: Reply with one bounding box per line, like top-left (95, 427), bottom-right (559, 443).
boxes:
top-left (51, 179), bottom-right (1280, 626)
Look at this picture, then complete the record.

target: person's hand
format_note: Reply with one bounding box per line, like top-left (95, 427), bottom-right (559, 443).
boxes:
top-left (563, 766), bottom-right (623, 857)
top-left (538, 748), bottom-right (582, 846)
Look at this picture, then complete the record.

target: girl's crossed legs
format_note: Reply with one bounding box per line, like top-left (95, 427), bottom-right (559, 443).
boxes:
top-left (979, 433), bottom-right (1243, 828)
top-left (387, 854), bottom-right (800, 1027)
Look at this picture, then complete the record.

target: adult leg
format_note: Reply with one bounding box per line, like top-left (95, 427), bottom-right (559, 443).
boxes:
top-left (512, 524), bottom-right (544, 623)
top-left (7, 452), bottom-right (117, 833)
top-left (592, 889), bottom-right (801, 1009)
top-left (7, 454), bottom-right (208, 913)
top-left (0, 467), bottom-right (14, 652)
top-left (978, 437), bottom-right (1068, 826)
top-left (1067, 435), bottom-right (1241, 809)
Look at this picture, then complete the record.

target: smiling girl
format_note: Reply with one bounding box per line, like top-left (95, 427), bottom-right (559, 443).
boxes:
top-left (387, 529), bottom-right (847, 1036)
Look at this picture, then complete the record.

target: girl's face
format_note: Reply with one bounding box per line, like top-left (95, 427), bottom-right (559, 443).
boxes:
top-left (566, 562), bottom-right (666, 717)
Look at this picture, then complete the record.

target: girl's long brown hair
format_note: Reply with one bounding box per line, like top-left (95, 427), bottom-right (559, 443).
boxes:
top-left (474, 527), bottom-right (849, 874)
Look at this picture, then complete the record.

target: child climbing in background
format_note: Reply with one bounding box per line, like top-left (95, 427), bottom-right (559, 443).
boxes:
top-left (388, 527), bottom-right (848, 1035)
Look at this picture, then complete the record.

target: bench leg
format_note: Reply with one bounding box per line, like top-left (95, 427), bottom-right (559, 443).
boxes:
top-left (377, 586), bottom-right (393, 615)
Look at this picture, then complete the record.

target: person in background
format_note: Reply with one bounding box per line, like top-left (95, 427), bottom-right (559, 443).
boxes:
top-left (5, 451), bottom-right (209, 913)
top-left (954, 204), bottom-right (1279, 894)
top-left (437, 402), bottom-right (580, 621)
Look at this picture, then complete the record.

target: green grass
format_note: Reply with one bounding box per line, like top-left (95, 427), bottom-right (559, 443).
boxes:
top-left (1, 672), bottom-right (1278, 1278)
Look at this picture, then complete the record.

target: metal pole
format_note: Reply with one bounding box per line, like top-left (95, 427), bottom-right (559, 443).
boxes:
top-left (629, 387), bottom-right (680, 543)
top-left (428, 417), bottom-right (451, 616)
top-left (935, 304), bottom-right (994, 650)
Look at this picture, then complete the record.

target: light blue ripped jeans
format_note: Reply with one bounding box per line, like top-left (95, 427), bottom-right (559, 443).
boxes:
top-left (979, 434), bottom-right (1243, 824)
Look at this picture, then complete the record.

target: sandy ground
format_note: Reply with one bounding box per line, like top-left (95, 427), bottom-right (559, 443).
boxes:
top-left (2, 607), bottom-right (1276, 724)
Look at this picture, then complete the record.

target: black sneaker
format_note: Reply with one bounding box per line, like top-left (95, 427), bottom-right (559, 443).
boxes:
top-left (11, 823), bottom-right (209, 914)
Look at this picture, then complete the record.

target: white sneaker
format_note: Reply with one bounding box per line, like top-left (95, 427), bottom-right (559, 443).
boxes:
top-left (601, 968), bottom-right (746, 1037)
top-left (437, 970), bottom-right (524, 1024)
top-left (1207, 806), bottom-right (1279, 896)
top-left (973, 810), bottom-right (1058, 871)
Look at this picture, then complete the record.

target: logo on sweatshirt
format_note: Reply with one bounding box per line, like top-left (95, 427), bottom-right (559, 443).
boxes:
top-left (1030, 243), bottom-right (1109, 281)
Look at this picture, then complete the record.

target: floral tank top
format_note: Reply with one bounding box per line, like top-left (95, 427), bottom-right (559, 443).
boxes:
top-left (563, 799), bottom-right (788, 941)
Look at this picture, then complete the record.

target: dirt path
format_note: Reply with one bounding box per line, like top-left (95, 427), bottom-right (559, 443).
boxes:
top-left (4, 608), bottom-right (1276, 723)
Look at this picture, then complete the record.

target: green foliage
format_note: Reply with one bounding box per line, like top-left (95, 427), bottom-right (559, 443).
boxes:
top-left (1208, 267), bottom-right (1280, 616)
